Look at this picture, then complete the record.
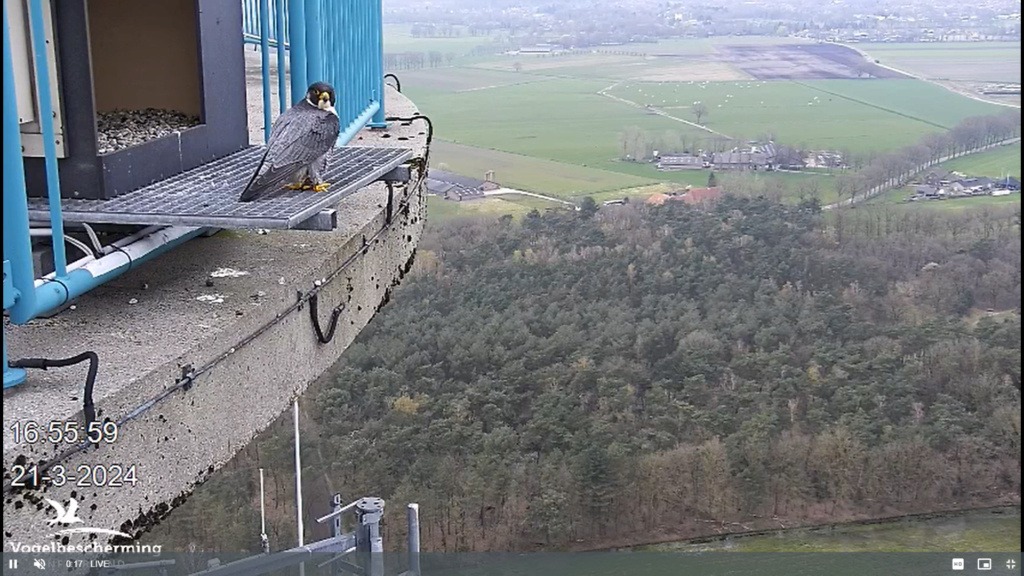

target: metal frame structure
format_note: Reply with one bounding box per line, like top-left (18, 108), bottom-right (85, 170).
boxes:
top-left (86, 498), bottom-right (420, 576)
top-left (246, 0), bottom-right (388, 143)
top-left (186, 497), bottom-right (421, 576)
top-left (2, 0), bottom-right (391, 388)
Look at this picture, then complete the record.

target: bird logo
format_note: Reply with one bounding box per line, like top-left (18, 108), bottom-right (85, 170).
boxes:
top-left (42, 497), bottom-right (132, 539)
top-left (45, 497), bottom-right (83, 527)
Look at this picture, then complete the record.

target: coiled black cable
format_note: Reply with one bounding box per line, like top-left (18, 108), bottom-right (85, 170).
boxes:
top-left (12, 351), bottom-right (99, 428)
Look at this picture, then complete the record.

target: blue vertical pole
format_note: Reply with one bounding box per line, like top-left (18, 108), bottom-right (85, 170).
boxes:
top-left (275, 0), bottom-right (287, 113)
top-left (27, 0), bottom-right (66, 277)
top-left (304, 0), bottom-right (322, 84)
top-left (288, 0), bottom-right (307, 104)
top-left (369, 0), bottom-right (386, 128)
top-left (3, 324), bottom-right (25, 388)
top-left (3, 2), bottom-right (39, 332)
top-left (258, 0), bottom-right (272, 143)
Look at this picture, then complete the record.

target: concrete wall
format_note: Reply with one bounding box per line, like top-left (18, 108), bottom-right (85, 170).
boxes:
top-left (1, 87), bottom-right (429, 547)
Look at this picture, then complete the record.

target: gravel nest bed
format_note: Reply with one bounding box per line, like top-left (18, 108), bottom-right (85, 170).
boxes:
top-left (96, 108), bottom-right (200, 154)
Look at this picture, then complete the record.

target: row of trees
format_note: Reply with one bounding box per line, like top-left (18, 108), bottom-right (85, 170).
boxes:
top-left (149, 196), bottom-right (1021, 554)
top-left (614, 109), bottom-right (1019, 204)
top-left (384, 51), bottom-right (456, 70)
top-left (833, 109), bottom-right (1021, 205)
top-left (617, 127), bottom-right (738, 162)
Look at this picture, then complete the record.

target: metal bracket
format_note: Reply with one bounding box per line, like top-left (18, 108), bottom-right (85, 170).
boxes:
top-left (378, 163), bottom-right (412, 183)
top-left (294, 209), bottom-right (338, 232)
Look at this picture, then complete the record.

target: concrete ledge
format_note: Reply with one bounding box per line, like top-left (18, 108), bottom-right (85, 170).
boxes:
top-left (2, 87), bottom-right (428, 546)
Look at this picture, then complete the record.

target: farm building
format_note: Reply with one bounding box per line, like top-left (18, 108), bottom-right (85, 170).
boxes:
top-left (711, 151), bottom-right (771, 171)
top-left (923, 170), bottom-right (955, 186)
top-left (427, 169), bottom-right (500, 201)
top-left (657, 154), bottom-right (707, 171)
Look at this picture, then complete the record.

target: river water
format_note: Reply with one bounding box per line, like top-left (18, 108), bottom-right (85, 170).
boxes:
top-left (412, 507), bottom-right (1021, 576)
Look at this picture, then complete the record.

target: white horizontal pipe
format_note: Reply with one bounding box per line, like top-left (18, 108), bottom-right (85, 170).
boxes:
top-left (34, 226), bottom-right (200, 288)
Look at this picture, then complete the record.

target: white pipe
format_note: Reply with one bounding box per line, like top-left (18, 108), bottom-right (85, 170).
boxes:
top-left (294, 399), bottom-right (304, 547)
top-left (32, 224), bottom-right (178, 286)
top-left (260, 467), bottom-right (270, 554)
top-left (260, 468), bottom-right (267, 536)
top-left (33, 226), bottom-right (200, 288)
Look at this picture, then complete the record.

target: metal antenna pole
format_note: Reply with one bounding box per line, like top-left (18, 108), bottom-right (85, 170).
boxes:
top-left (259, 468), bottom-right (270, 554)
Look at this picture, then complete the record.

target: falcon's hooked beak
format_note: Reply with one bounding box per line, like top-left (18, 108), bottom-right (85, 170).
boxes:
top-left (317, 92), bottom-right (337, 115)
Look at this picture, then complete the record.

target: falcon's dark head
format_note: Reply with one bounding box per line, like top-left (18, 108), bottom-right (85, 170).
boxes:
top-left (306, 82), bottom-right (337, 112)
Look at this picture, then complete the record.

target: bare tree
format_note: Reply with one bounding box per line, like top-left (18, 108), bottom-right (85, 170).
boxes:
top-left (513, 61), bottom-right (523, 72)
top-left (692, 102), bottom-right (709, 125)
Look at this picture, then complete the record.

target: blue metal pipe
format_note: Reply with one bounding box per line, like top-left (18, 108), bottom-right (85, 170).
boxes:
top-left (304, 0), bottom-right (322, 83)
top-left (288, 0), bottom-right (307, 104)
top-left (369, 0), bottom-right (386, 128)
top-left (275, 0), bottom-right (287, 113)
top-left (259, 0), bottom-right (272, 143)
top-left (27, 0), bottom-right (66, 277)
top-left (30, 228), bottom-right (207, 319)
top-left (3, 1), bottom-right (39, 326)
top-left (3, 260), bottom-right (26, 388)
top-left (338, 101), bottom-right (380, 147)
top-left (3, 326), bottom-right (25, 389)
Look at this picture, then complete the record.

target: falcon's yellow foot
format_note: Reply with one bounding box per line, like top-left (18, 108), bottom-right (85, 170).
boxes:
top-left (312, 182), bottom-right (331, 193)
top-left (285, 182), bottom-right (306, 190)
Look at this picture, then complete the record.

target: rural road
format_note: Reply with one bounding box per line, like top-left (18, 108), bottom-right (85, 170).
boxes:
top-left (823, 137), bottom-right (1022, 210)
top-left (598, 82), bottom-right (734, 138)
top-left (484, 188), bottom-right (578, 207)
top-left (844, 43), bottom-right (1021, 110)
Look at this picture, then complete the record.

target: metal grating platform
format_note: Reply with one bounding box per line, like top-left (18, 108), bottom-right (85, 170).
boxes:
top-left (26, 146), bottom-right (413, 230)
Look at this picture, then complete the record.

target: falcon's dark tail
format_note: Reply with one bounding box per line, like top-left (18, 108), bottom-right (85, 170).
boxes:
top-left (238, 147), bottom-right (274, 202)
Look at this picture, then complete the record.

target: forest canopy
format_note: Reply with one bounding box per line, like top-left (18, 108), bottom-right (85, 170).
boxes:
top-left (152, 198), bottom-right (1021, 554)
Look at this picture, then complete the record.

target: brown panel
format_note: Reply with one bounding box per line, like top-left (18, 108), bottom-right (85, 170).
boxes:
top-left (88, 0), bottom-right (201, 116)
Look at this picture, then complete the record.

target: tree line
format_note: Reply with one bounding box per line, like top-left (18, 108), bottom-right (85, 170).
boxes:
top-left (385, 51), bottom-right (456, 70)
top-left (616, 109), bottom-right (1020, 205)
top-left (146, 195), bottom-right (1021, 554)
top-left (833, 109), bottom-right (1020, 204)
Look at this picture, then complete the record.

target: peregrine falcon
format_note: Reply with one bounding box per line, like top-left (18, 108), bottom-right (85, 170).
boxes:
top-left (238, 81), bottom-right (341, 202)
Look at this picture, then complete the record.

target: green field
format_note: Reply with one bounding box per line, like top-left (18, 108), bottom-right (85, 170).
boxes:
top-left (431, 141), bottom-right (656, 197)
top-left (426, 193), bottom-right (565, 225)
top-left (608, 79), bottom-right (1001, 150)
top-left (384, 26), bottom-right (1016, 219)
top-left (939, 142), bottom-right (1021, 179)
top-left (408, 74), bottom-right (1000, 165)
top-left (859, 42), bottom-right (1022, 83)
top-left (383, 24), bottom-right (493, 60)
top-left (867, 186), bottom-right (1021, 212)
top-left (405, 78), bottom-right (708, 170)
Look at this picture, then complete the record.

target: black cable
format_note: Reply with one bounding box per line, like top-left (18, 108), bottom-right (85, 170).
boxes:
top-left (11, 352), bottom-right (99, 428)
top-left (384, 114), bottom-right (434, 179)
top-left (384, 73), bottom-right (401, 93)
top-left (308, 293), bottom-right (345, 344)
